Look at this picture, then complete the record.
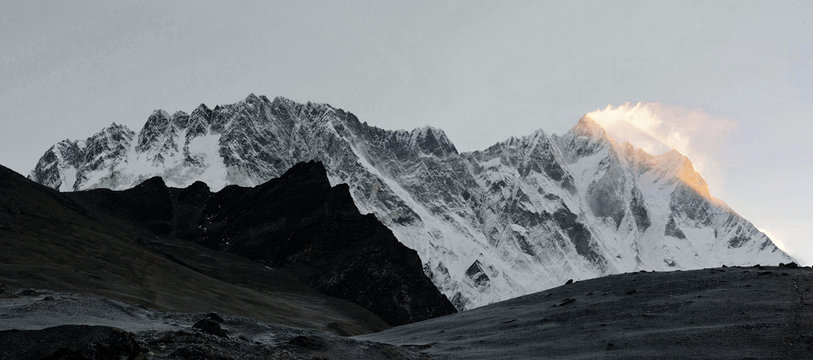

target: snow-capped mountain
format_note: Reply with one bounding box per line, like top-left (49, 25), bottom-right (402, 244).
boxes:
top-left (30, 94), bottom-right (793, 309)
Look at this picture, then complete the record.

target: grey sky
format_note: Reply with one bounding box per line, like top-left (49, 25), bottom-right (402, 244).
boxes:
top-left (1, 1), bottom-right (811, 263)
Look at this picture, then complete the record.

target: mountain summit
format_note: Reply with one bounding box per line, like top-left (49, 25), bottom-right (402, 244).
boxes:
top-left (30, 95), bottom-right (792, 309)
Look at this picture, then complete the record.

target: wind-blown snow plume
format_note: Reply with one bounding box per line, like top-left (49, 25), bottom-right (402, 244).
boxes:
top-left (586, 102), bottom-right (736, 193)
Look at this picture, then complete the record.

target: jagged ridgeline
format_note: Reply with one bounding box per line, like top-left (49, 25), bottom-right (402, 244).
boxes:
top-left (30, 94), bottom-right (792, 309)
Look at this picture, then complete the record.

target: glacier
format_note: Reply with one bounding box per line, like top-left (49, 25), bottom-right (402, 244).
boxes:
top-left (30, 94), bottom-right (793, 309)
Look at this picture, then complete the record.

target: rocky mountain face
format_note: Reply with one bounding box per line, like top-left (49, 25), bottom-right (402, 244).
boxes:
top-left (30, 94), bottom-right (793, 309)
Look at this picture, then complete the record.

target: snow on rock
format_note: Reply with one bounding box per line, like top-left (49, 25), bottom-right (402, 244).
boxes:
top-left (29, 95), bottom-right (794, 310)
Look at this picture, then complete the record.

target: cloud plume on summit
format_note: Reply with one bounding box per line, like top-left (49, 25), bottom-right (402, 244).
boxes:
top-left (585, 102), bottom-right (737, 193)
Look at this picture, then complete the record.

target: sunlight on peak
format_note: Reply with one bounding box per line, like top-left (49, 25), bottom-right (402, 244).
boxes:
top-left (585, 102), bottom-right (736, 198)
top-left (587, 102), bottom-right (688, 158)
top-left (674, 156), bottom-right (712, 200)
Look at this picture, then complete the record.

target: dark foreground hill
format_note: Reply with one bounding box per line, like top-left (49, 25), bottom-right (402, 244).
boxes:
top-left (0, 162), bottom-right (385, 335)
top-left (0, 161), bottom-right (453, 334)
top-left (362, 264), bottom-right (813, 359)
top-left (64, 160), bottom-right (455, 326)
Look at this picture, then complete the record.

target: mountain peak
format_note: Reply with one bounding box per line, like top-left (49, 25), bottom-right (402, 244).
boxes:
top-left (193, 103), bottom-right (210, 112)
top-left (662, 149), bottom-right (689, 162)
top-left (93, 123), bottom-right (135, 141)
top-left (134, 176), bottom-right (168, 191)
top-left (652, 149), bottom-right (711, 199)
top-left (106, 122), bottom-right (128, 130)
top-left (171, 110), bottom-right (188, 118)
top-left (410, 126), bottom-right (458, 156)
top-left (150, 109), bottom-right (171, 119)
top-left (90, 123), bottom-right (135, 143)
top-left (280, 160), bottom-right (329, 182)
top-left (243, 93), bottom-right (264, 104)
top-left (570, 115), bottom-right (609, 140)
top-left (271, 96), bottom-right (294, 106)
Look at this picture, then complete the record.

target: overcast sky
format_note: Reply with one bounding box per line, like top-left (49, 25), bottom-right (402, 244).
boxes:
top-left (1, 1), bottom-right (811, 263)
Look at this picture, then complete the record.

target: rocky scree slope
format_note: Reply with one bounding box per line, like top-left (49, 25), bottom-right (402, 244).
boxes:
top-left (30, 94), bottom-right (793, 309)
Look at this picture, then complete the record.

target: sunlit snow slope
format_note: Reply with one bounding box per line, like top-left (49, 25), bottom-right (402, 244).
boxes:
top-left (30, 94), bottom-right (793, 309)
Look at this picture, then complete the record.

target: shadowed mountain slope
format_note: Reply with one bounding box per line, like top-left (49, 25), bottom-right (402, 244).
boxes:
top-left (171, 161), bottom-right (457, 326)
top-left (0, 161), bottom-right (452, 335)
top-left (1, 161), bottom-right (454, 328)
